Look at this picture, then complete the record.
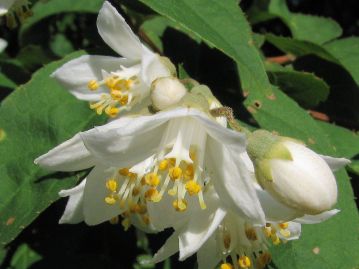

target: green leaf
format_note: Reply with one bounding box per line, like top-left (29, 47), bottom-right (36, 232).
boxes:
top-left (0, 51), bottom-right (105, 245)
top-left (10, 244), bottom-right (42, 269)
top-left (19, 0), bottom-right (104, 45)
top-left (267, 70), bottom-right (330, 108)
top-left (268, 0), bottom-right (342, 44)
top-left (324, 37), bottom-right (359, 85)
top-left (139, 0), bottom-right (273, 98)
top-left (140, 16), bottom-right (201, 53)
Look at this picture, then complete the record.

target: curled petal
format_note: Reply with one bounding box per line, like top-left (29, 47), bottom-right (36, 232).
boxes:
top-left (35, 133), bottom-right (95, 172)
top-left (320, 155), bottom-right (350, 171)
top-left (295, 209), bottom-right (340, 224)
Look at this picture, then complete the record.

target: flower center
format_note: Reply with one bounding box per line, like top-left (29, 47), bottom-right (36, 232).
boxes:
top-left (87, 65), bottom-right (141, 117)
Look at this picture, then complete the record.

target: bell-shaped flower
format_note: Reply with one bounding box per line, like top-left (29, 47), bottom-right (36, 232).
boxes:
top-left (51, 1), bottom-right (174, 118)
top-left (0, 0), bottom-right (32, 28)
top-left (35, 106), bottom-right (266, 228)
top-left (150, 155), bottom-right (340, 269)
top-left (246, 130), bottom-right (349, 215)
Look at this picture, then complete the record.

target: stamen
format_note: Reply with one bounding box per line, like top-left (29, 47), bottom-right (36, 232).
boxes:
top-left (169, 166), bottom-right (182, 180)
top-left (257, 252), bottom-right (272, 269)
top-left (279, 222), bottom-right (289, 229)
top-left (172, 199), bottom-right (187, 212)
top-left (145, 188), bottom-right (159, 201)
top-left (185, 180), bottom-right (201, 195)
top-left (106, 179), bottom-right (118, 192)
top-left (271, 234), bottom-right (281, 245)
top-left (245, 227), bottom-right (258, 241)
top-left (238, 256), bottom-right (251, 268)
top-left (159, 159), bottom-right (169, 170)
top-left (105, 196), bottom-right (117, 205)
top-left (109, 216), bottom-right (119, 225)
top-left (221, 263), bottom-right (233, 269)
top-left (144, 173), bottom-right (161, 187)
top-left (88, 80), bottom-right (99, 90)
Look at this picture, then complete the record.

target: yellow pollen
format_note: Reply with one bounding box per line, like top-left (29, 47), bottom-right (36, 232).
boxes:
top-left (145, 188), bottom-right (159, 201)
top-left (145, 173), bottom-right (161, 187)
top-left (106, 179), bottom-right (118, 192)
top-left (105, 106), bottom-right (120, 117)
top-left (172, 199), bottom-right (187, 212)
top-left (184, 164), bottom-right (194, 180)
top-left (119, 95), bottom-right (129, 106)
top-left (105, 76), bottom-right (119, 89)
top-left (109, 216), bottom-right (119, 225)
top-left (105, 196), bottom-right (117, 205)
top-left (159, 159), bottom-right (169, 170)
top-left (238, 256), bottom-right (251, 268)
top-left (220, 263), bottom-right (233, 269)
top-left (88, 80), bottom-right (99, 90)
top-left (279, 222), bottom-right (289, 229)
top-left (271, 234), bottom-right (281, 245)
top-left (185, 180), bottom-right (201, 195)
top-left (245, 227), bottom-right (258, 241)
top-left (169, 166), bottom-right (182, 180)
top-left (119, 168), bottom-right (130, 176)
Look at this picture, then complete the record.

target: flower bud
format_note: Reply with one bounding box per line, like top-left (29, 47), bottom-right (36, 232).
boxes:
top-left (150, 77), bottom-right (187, 111)
top-left (247, 130), bottom-right (338, 215)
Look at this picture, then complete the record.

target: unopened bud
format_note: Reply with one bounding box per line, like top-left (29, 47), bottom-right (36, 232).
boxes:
top-left (151, 77), bottom-right (187, 111)
top-left (247, 130), bottom-right (342, 215)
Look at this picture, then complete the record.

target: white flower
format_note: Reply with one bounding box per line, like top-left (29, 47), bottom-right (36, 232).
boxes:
top-left (35, 107), bottom-right (266, 227)
top-left (0, 0), bottom-right (32, 28)
top-left (247, 130), bottom-right (349, 215)
top-left (150, 77), bottom-right (187, 111)
top-left (51, 1), bottom-right (173, 118)
top-left (150, 167), bottom-right (339, 269)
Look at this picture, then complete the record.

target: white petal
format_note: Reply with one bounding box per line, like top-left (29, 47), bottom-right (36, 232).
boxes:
top-left (83, 165), bottom-right (122, 225)
top-left (0, 0), bottom-right (15, 15)
top-left (179, 206), bottom-right (226, 261)
top-left (34, 133), bottom-right (95, 172)
top-left (58, 179), bottom-right (86, 224)
top-left (207, 140), bottom-right (265, 225)
top-left (81, 108), bottom-right (199, 168)
top-left (256, 185), bottom-right (303, 222)
top-left (0, 38), bottom-right (7, 52)
top-left (197, 235), bottom-right (220, 269)
top-left (141, 52), bottom-right (171, 86)
top-left (295, 209), bottom-right (340, 224)
top-left (97, 1), bottom-right (143, 59)
top-left (152, 231), bottom-right (179, 263)
top-left (51, 55), bottom-right (133, 101)
top-left (320, 155), bottom-right (350, 171)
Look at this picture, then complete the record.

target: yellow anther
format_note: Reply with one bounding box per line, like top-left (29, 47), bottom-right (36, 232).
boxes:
top-left (132, 187), bottom-right (141, 196)
top-left (125, 79), bottom-right (134, 89)
top-left (279, 222), bottom-right (289, 229)
top-left (279, 229), bottom-right (291, 238)
top-left (169, 166), bottom-right (182, 180)
top-left (185, 180), bottom-right (201, 195)
top-left (109, 216), bottom-right (119, 224)
top-left (119, 168), bottom-right (129, 176)
top-left (130, 203), bottom-right (142, 214)
top-left (271, 234), bottom-right (281, 245)
top-left (245, 227), bottom-right (258, 241)
top-left (264, 227), bottom-right (272, 238)
top-left (106, 179), bottom-right (118, 192)
top-left (145, 188), bottom-right (159, 201)
top-left (220, 263), bottom-right (233, 269)
top-left (105, 76), bottom-right (119, 89)
top-left (257, 252), bottom-right (272, 269)
top-left (88, 80), bottom-right (99, 91)
top-left (184, 164), bottom-right (194, 180)
top-left (159, 159), bottom-right (169, 170)
top-left (169, 158), bottom-right (176, 167)
top-left (145, 173), bottom-right (161, 187)
top-left (128, 172), bottom-right (137, 181)
top-left (105, 196), bottom-right (117, 205)
top-left (119, 95), bottom-right (129, 105)
top-left (172, 199), bottom-right (187, 212)
top-left (105, 106), bottom-right (120, 118)
top-left (238, 256), bottom-right (251, 268)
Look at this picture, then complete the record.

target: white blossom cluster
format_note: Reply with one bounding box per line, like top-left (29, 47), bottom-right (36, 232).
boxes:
top-left (35, 2), bottom-right (349, 269)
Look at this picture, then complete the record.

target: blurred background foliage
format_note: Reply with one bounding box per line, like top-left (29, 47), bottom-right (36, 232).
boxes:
top-left (0, 0), bottom-right (358, 268)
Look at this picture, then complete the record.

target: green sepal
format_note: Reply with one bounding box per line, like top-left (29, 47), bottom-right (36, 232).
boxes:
top-left (265, 141), bottom-right (293, 161)
top-left (256, 159), bottom-right (274, 182)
